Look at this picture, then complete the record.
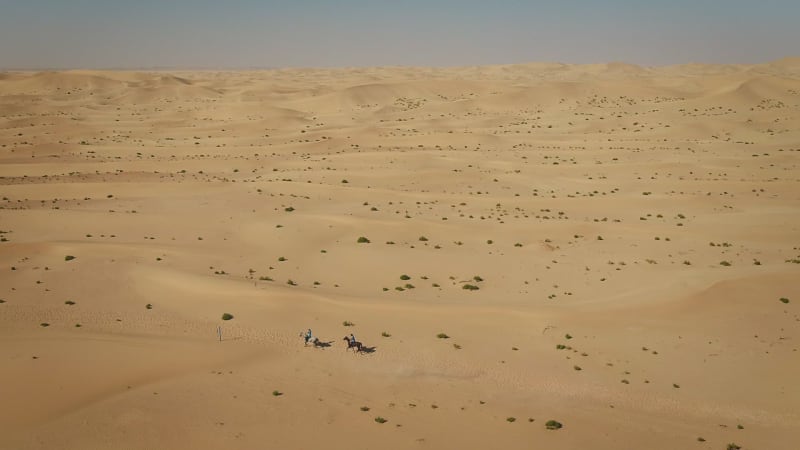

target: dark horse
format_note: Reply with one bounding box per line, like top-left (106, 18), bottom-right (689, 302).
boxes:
top-left (343, 336), bottom-right (364, 353)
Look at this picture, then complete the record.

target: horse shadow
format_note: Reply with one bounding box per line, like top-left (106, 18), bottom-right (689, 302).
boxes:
top-left (314, 340), bottom-right (334, 348)
top-left (360, 346), bottom-right (377, 354)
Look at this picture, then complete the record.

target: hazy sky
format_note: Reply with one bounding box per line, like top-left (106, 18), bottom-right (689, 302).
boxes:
top-left (1, 0), bottom-right (797, 69)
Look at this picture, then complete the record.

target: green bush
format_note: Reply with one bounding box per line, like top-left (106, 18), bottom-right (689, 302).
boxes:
top-left (437, 333), bottom-right (449, 339)
top-left (545, 420), bottom-right (562, 430)
top-left (222, 313), bottom-right (234, 321)
top-left (64, 255), bottom-right (76, 261)
top-left (462, 284), bottom-right (479, 290)
top-left (780, 297), bottom-right (790, 304)
top-left (357, 236), bottom-right (370, 243)
top-left (374, 416), bottom-right (387, 424)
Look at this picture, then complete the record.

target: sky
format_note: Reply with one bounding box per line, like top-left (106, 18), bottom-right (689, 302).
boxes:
top-left (0, 0), bottom-right (798, 69)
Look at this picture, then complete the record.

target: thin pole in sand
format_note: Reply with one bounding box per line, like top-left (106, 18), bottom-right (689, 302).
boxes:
top-left (217, 326), bottom-right (222, 342)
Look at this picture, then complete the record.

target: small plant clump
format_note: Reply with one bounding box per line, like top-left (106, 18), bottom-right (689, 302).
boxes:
top-left (272, 390), bottom-right (283, 396)
top-left (146, 303), bottom-right (153, 309)
top-left (462, 284), bottom-right (479, 290)
top-left (545, 420), bottom-right (563, 430)
top-left (357, 236), bottom-right (370, 243)
top-left (506, 417), bottom-right (516, 423)
top-left (64, 255), bottom-right (76, 261)
top-left (65, 300), bottom-right (76, 305)
top-left (343, 321), bottom-right (355, 327)
top-left (381, 331), bottom-right (391, 337)
top-left (374, 416), bottom-right (387, 424)
top-left (437, 333), bottom-right (450, 339)
top-left (221, 313), bottom-right (234, 321)
top-left (779, 297), bottom-right (789, 304)
top-left (360, 406), bottom-right (370, 411)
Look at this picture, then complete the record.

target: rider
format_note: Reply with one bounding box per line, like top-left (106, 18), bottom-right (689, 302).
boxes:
top-left (305, 328), bottom-right (313, 344)
top-left (349, 333), bottom-right (356, 345)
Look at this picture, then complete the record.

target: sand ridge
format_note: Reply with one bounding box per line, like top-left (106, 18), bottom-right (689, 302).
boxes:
top-left (1, 60), bottom-right (799, 449)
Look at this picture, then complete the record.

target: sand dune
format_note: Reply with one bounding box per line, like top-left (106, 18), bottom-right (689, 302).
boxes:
top-left (1, 59), bottom-right (799, 450)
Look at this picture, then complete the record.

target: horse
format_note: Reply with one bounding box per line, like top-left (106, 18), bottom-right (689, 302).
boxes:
top-left (343, 336), bottom-right (364, 353)
top-left (300, 331), bottom-right (321, 347)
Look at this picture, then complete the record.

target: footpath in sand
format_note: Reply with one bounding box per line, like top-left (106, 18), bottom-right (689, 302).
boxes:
top-left (1, 60), bottom-right (799, 449)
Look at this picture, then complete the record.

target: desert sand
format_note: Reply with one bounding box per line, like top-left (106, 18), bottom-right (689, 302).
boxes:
top-left (1, 59), bottom-right (799, 450)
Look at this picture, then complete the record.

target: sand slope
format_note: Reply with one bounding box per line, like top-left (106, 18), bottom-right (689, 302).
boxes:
top-left (1, 60), bottom-right (799, 450)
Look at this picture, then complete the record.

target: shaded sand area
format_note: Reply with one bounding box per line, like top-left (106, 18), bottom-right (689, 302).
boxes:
top-left (1, 59), bottom-right (799, 449)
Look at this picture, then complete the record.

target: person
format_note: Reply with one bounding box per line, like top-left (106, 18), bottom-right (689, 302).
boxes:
top-left (305, 329), bottom-right (313, 345)
top-left (349, 333), bottom-right (356, 345)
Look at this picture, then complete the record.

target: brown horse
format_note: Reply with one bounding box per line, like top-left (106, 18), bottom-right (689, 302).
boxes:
top-left (343, 336), bottom-right (364, 353)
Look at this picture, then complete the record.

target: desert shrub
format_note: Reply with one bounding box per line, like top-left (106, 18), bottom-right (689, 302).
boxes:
top-left (437, 333), bottom-right (449, 339)
top-left (374, 417), bottom-right (387, 424)
top-left (65, 300), bottom-right (76, 305)
top-left (462, 284), bottom-right (479, 290)
top-left (780, 297), bottom-right (790, 304)
top-left (506, 417), bottom-right (516, 422)
top-left (545, 420), bottom-right (562, 430)
top-left (272, 390), bottom-right (283, 396)
top-left (343, 321), bottom-right (355, 327)
top-left (399, 274), bottom-right (411, 280)
top-left (357, 236), bottom-right (370, 243)
top-left (222, 313), bottom-right (234, 320)
top-left (64, 255), bottom-right (76, 261)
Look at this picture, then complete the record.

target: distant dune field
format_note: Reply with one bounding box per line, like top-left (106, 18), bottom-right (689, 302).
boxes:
top-left (1, 59), bottom-right (799, 450)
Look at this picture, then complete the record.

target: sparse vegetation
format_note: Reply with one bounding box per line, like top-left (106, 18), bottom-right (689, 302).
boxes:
top-left (221, 313), bottom-right (234, 321)
top-left (545, 420), bottom-right (563, 430)
top-left (64, 255), bottom-right (76, 261)
top-left (357, 236), bottom-right (370, 243)
top-left (272, 390), bottom-right (283, 396)
top-left (374, 416), bottom-right (387, 424)
top-left (780, 297), bottom-right (789, 304)
top-left (343, 321), bottom-right (355, 327)
top-left (437, 333), bottom-right (450, 339)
